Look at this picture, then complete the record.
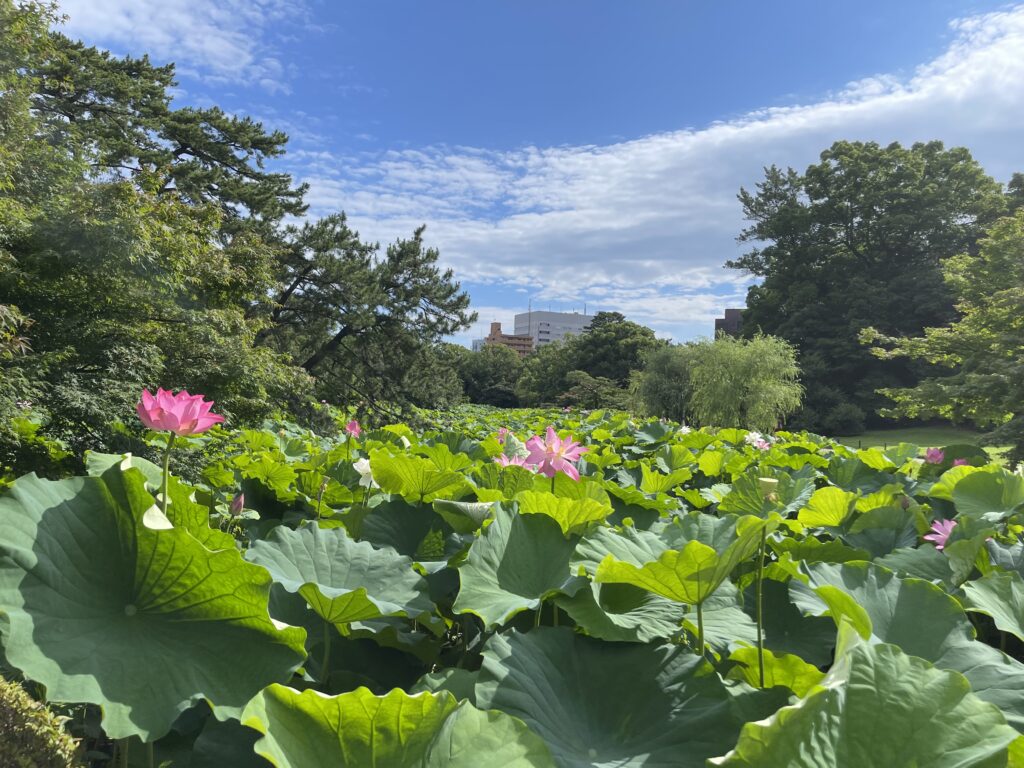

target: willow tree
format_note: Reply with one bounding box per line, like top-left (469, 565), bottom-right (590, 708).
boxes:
top-left (634, 334), bottom-right (802, 431)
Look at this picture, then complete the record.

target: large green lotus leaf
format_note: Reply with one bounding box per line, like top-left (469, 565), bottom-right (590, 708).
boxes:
top-left (771, 536), bottom-right (870, 565)
top-left (188, 716), bottom-right (268, 768)
top-left (370, 450), bottom-right (467, 502)
top-left (790, 561), bottom-right (1024, 728)
top-left (676, 512), bottom-right (766, 555)
top-left (415, 443), bottom-right (475, 473)
top-left (85, 451), bottom-right (163, 488)
top-left (796, 486), bottom-right (856, 528)
top-left (841, 504), bottom-right (920, 558)
top-left (0, 468), bottom-right (307, 740)
top-left (595, 515), bottom-right (770, 605)
top-left (454, 503), bottom-right (578, 628)
top-left (928, 465), bottom-right (983, 501)
top-left (681, 582), bottom-right (758, 653)
top-left (718, 471), bottom-right (814, 518)
top-left (554, 581), bottom-right (686, 643)
top-left (825, 457), bottom-right (896, 494)
top-left (551, 473), bottom-right (612, 505)
top-left (246, 522), bottom-right (435, 628)
top-left (953, 470), bottom-right (1024, 523)
top-left (725, 647), bottom-right (824, 697)
top-left (638, 464), bottom-right (692, 494)
top-left (358, 498), bottom-right (457, 560)
top-left (962, 571), bottom-right (1024, 642)
top-left (571, 525), bottom-right (675, 575)
top-left (755, 579), bottom-right (836, 667)
top-left (423, 701), bottom-right (557, 768)
top-left (514, 491), bottom-right (610, 536)
top-left (90, 454), bottom-right (236, 551)
top-left (411, 668), bottom-right (479, 702)
top-left (474, 628), bottom-right (759, 767)
top-left (987, 540), bottom-right (1024, 578)
top-left (242, 454), bottom-right (298, 497)
top-left (697, 450), bottom-right (726, 477)
top-left (710, 625), bottom-right (1018, 767)
top-left (432, 499), bottom-right (494, 533)
top-left (164, 475), bottom-right (238, 551)
top-left (875, 544), bottom-right (955, 587)
top-left (241, 684), bottom-right (553, 767)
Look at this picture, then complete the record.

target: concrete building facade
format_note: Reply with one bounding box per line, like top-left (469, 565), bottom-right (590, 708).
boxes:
top-left (514, 310), bottom-right (594, 348)
top-left (483, 321), bottom-right (534, 357)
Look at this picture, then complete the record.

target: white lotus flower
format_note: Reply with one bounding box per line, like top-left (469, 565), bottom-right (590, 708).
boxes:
top-left (743, 431), bottom-right (764, 445)
top-left (353, 457), bottom-right (378, 488)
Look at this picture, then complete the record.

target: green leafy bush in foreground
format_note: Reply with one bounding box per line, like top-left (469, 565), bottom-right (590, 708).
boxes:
top-left (1, 403), bottom-right (1024, 766)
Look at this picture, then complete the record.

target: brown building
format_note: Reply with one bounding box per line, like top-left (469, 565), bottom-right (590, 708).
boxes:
top-left (484, 321), bottom-right (534, 357)
top-left (714, 308), bottom-right (743, 336)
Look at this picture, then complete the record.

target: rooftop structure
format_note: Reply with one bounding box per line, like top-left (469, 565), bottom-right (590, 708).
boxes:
top-left (514, 310), bottom-right (594, 348)
top-left (714, 308), bottom-right (743, 336)
top-left (483, 321), bottom-right (534, 357)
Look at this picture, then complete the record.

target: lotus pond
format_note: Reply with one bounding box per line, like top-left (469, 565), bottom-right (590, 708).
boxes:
top-left (2, 404), bottom-right (1024, 766)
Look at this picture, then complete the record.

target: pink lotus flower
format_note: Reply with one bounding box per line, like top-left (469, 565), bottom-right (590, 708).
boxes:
top-left (923, 518), bottom-right (957, 550)
top-left (345, 419), bottom-right (362, 438)
top-left (136, 388), bottom-right (224, 436)
top-left (494, 454), bottom-right (529, 467)
top-left (497, 427), bottom-right (510, 443)
top-left (525, 426), bottom-right (588, 481)
top-left (952, 458), bottom-right (969, 467)
top-left (752, 439), bottom-right (771, 451)
top-left (924, 448), bottom-right (945, 464)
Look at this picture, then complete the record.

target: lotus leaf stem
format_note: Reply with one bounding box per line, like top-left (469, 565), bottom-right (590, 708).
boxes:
top-left (696, 602), bottom-right (705, 658)
top-left (756, 526), bottom-right (767, 687)
top-left (161, 433), bottom-right (176, 518)
top-left (322, 620), bottom-right (333, 677)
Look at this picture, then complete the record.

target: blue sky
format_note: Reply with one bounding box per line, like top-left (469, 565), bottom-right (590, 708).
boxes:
top-left (61, 1), bottom-right (1024, 344)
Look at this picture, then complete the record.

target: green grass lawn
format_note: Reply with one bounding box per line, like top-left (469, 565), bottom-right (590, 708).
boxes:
top-left (833, 425), bottom-right (1009, 461)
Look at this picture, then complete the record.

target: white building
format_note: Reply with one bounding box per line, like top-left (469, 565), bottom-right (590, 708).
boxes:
top-left (514, 310), bottom-right (595, 348)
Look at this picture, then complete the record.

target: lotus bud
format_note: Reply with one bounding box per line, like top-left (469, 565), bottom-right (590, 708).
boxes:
top-left (229, 494), bottom-right (244, 516)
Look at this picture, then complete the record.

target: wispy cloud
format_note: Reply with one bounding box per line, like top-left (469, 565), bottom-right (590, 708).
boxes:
top-left (58, 0), bottom-right (309, 93)
top-left (291, 6), bottom-right (1024, 341)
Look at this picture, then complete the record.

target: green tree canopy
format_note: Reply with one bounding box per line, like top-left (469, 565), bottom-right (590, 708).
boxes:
top-left (0, 2), bottom-right (475, 455)
top-left (571, 311), bottom-right (662, 384)
top-left (457, 343), bottom-right (523, 407)
top-left (729, 140), bottom-right (1009, 434)
top-left (633, 334), bottom-right (802, 431)
top-left (864, 210), bottom-right (1024, 462)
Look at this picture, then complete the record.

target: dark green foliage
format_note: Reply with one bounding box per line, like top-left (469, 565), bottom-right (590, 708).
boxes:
top-left (569, 311), bottom-right (662, 385)
top-left (0, 1), bottom-right (474, 455)
top-left (516, 313), bottom-right (658, 407)
top-left (633, 334), bottom-right (803, 431)
top-left (730, 140), bottom-right (1008, 433)
top-left (257, 215), bottom-right (475, 414)
top-left (0, 675), bottom-right (79, 768)
top-left (456, 344), bottom-right (523, 406)
top-left (559, 370), bottom-right (631, 409)
top-left (866, 210), bottom-right (1024, 462)
top-left (630, 345), bottom-right (692, 423)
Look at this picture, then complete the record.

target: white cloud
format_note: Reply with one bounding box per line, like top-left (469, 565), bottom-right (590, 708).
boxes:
top-left (290, 5), bottom-right (1024, 341)
top-left (58, 0), bottom-right (307, 92)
